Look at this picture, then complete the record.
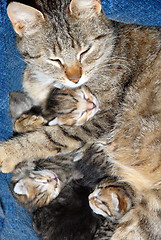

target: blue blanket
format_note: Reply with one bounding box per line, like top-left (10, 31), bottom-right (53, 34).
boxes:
top-left (0, 0), bottom-right (161, 238)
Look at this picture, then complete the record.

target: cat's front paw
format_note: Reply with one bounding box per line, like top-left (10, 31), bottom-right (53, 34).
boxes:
top-left (0, 145), bottom-right (17, 173)
top-left (15, 114), bottom-right (47, 133)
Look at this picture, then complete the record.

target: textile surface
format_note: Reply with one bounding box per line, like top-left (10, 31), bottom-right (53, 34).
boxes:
top-left (0, 0), bottom-right (160, 238)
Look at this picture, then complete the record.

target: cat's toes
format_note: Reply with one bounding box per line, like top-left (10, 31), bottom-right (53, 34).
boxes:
top-left (15, 114), bottom-right (47, 133)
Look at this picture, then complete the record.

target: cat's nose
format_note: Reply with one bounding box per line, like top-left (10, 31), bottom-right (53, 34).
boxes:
top-left (65, 64), bottom-right (82, 84)
top-left (69, 76), bottom-right (81, 83)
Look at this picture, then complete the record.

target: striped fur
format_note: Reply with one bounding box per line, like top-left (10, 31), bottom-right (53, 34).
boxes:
top-left (1, 0), bottom-right (161, 239)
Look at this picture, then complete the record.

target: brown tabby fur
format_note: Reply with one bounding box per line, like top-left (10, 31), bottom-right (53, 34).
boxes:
top-left (2, 0), bottom-right (161, 239)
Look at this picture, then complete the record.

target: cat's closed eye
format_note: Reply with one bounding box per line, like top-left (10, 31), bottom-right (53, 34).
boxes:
top-left (47, 58), bottom-right (64, 68)
top-left (79, 44), bottom-right (92, 62)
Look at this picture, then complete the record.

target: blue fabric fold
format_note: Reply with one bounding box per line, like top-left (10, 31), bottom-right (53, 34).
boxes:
top-left (102, 0), bottom-right (161, 26)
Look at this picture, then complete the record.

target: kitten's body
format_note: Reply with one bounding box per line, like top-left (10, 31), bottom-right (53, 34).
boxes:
top-left (11, 154), bottom-right (74, 211)
top-left (2, 0), bottom-right (161, 239)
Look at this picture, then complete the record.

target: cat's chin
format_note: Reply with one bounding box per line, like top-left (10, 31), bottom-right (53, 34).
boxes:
top-left (62, 75), bottom-right (88, 88)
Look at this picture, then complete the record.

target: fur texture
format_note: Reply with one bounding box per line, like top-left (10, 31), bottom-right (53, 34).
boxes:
top-left (2, 0), bottom-right (161, 239)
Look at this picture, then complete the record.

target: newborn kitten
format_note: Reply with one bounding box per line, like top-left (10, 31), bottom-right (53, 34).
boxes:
top-left (33, 180), bottom-right (100, 240)
top-left (11, 154), bottom-right (74, 212)
top-left (13, 86), bottom-right (99, 132)
top-left (89, 179), bottom-right (135, 222)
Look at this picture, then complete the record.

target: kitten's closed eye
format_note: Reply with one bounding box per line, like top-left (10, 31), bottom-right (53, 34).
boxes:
top-left (47, 86), bottom-right (99, 126)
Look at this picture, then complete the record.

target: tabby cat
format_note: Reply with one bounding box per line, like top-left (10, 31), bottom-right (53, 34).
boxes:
top-left (2, 0), bottom-right (161, 239)
top-left (3, 0), bottom-right (131, 172)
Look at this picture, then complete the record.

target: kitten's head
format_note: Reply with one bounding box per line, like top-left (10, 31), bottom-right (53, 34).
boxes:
top-left (46, 86), bottom-right (99, 126)
top-left (11, 163), bottom-right (62, 211)
top-left (89, 182), bottom-right (134, 222)
top-left (7, 0), bottom-right (114, 88)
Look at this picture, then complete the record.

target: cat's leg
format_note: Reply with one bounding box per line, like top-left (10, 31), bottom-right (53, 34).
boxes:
top-left (89, 179), bottom-right (135, 222)
top-left (0, 125), bottom-right (83, 173)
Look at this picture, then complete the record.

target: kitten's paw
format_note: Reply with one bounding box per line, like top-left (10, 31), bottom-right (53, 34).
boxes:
top-left (15, 114), bottom-right (47, 133)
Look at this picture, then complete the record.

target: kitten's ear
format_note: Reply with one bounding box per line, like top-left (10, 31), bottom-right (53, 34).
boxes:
top-left (69, 0), bottom-right (101, 18)
top-left (111, 192), bottom-right (120, 212)
top-left (13, 180), bottom-right (29, 197)
top-left (7, 2), bottom-right (45, 37)
top-left (111, 191), bottom-right (132, 214)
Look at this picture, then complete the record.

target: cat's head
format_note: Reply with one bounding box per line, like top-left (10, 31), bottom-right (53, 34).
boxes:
top-left (88, 182), bottom-right (134, 222)
top-left (7, 0), bottom-right (114, 88)
top-left (46, 86), bottom-right (99, 126)
top-left (12, 168), bottom-right (61, 211)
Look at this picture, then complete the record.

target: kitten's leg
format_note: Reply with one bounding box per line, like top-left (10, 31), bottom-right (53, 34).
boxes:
top-left (0, 125), bottom-right (83, 173)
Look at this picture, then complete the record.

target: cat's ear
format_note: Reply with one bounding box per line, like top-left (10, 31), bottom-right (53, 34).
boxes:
top-left (7, 2), bottom-right (45, 37)
top-left (69, 0), bottom-right (101, 18)
top-left (13, 179), bottom-right (29, 197)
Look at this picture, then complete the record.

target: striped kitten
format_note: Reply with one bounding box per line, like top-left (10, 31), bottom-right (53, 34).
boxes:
top-left (13, 85), bottom-right (99, 133)
top-left (11, 154), bottom-right (74, 212)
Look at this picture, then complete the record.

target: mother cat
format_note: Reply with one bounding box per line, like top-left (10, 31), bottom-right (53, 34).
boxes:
top-left (1, 0), bottom-right (161, 238)
top-left (3, 0), bottom-right (133, 172)
top-left (3, 0), bottom-right (160, 171)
